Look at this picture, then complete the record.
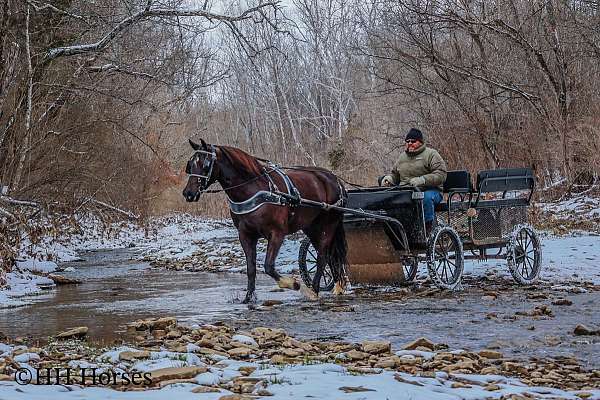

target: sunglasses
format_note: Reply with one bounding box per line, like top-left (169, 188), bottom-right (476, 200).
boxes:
top-left (405, 139), bottom-right (418, 144)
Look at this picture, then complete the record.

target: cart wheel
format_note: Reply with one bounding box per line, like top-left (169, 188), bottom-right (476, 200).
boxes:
top-left (507, 225), bottom-right (542, 285)
top-left (426, 225), bottom-right (464, 290)
top-left (401, 258), bottom-right (418, 285)
top-left (298, 238), bottom-right (335, 292)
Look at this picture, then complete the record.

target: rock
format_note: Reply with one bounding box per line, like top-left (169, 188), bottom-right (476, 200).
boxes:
top-left (451, 382), bottom-right (471, 388)
top-left (191, 386), bottom-right (221, 393)
top-left (576, 392), bottom-right (593, 399)
top-left (484, 384), bottom-right (501, 391)
top-left (152, 330), bottom-right (167, 339)
top-left (262, 300), bottom-right (283, 307)
top-left (478, 350), bottom-right (503, 359)
top-left (480, 366), bottom-right (500, 375)
top-left (338, 386), bottom-right (376, 393)
top-left (166, 329), bottom-right (182, 339)
top-left (403, 337), bottom-right (435, 351)
top-left (574, 324), bottom-right (600, 336)
top-left (197, 338), bottom-right (215, 348)
top-left (238, 366), bottom-right (257, 376)
top-left (0, 374), bottom-right (13, 381)
top-left (256, 389), bottom-right (273, 396)
top-left (329, 306), bottom-right (355, 312)
top-left (270, 354), bottom-right (286, 364)
top-left (361, 340), bottom-right (391, 355)
top-left (118, 351), bottom-right (151, 362)
top-left (227, 348), bottom-right (251, 358)
top-left (282, 348), bottom-right (304, 357)
top-left (251, 327), bottom-right (286, 341)
top-left (374, 356), bottom-right (400, 368)
top-left (346, 350), bottom-right (370, 361)
top-left (552, 298), bottom-right (573, 306)
top-left (47, 274), bottom-right (81, 285)
top-left (218, 395), bottom-right (253, 400)
top-left (148, 366), bottom-right (207, 384)
top-left (232, 335), bottom-right (258, 346)
top-left (56, 327), bottom-right (88, 339)
top-left (444, 360), bottom-right (476, 372)
top-left (130, 317), bottom-right (177, 331)
top-left (502, 362), bottom-right (528, 375)
top-left (158, 378), bottom-right (198, 388)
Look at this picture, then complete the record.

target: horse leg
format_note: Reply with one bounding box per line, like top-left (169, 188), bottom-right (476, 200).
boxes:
top-left (264, 233), bottom-right (299, 291)
top-left (239, 232), bottom-right (258, 304)
top-left (317, 217), bottom-right (348, 296)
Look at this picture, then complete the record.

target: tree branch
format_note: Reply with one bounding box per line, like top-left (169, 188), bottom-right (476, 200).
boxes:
top-left (45, 2), bottom-right (279, 61)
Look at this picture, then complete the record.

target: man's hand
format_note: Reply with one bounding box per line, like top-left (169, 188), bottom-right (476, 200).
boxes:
top-left (381, 175), bottom-right (395, 187)
top-left (409, 176), bottom-right (426, 188)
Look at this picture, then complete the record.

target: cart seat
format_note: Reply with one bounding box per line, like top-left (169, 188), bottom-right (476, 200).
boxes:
top-left (476, 168), bottom-right (534, 193)
top-left (436, 170), bottom-right (472, 212)
top-left (443, 170), bottom-right (472, 194)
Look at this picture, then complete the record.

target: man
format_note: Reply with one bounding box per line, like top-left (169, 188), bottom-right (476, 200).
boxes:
top-left (381, 128), bottom-right (447, 233)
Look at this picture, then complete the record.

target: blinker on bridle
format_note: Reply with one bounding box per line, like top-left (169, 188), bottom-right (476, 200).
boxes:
top-left (186, 145), bottom-right (216, 192)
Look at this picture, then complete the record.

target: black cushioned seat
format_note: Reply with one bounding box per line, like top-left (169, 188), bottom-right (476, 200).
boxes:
top-left (443, 170), bottom-right (472, 193)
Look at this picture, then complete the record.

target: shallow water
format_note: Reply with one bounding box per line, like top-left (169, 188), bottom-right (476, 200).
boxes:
top-left (1, 248), bottom-right (599, 368)
top-left (0, 249), bottom-right (294, 343)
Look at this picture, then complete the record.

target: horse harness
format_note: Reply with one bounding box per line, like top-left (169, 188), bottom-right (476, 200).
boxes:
top-left (187, 145), bottom-right (312, 215)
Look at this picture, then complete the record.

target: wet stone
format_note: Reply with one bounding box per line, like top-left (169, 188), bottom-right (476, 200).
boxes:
top-left (346, 350), bottom-right (370, 361)
top-left (56, 326), bottom-right (88, 340)
top-left (148, 366), bottom-right (207, 384)
top-left (552, 298), bottom-right (573, 306)
top-left (192, 386), bottom-right (221, 393)
top-left (574, 324), bottom-right (600, 336)
top-left (403, 337), bottom-right (435, 351)
top-left (361, 340), bottom-right (391, 355)
top-left (118, 350), bottom-right (151, 362)
top-left (478, 350), bottom-right (503, 359)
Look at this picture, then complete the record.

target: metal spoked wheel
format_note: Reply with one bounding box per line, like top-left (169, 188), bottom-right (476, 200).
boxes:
top-left (507, 225), bottom-right (542, 285)
top-left (298, 238), bottom-right (335, 292)
top-left (426, 225), bottom-right (464, 290)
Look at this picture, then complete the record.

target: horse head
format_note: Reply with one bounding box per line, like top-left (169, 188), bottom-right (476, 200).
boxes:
top-left (182, 138), bottom-right (217, 202)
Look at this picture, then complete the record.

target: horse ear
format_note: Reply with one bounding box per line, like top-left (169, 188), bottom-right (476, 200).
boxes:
top-left (189, 139), bottom-right (201, 150)
top-left (200, 138), bottom-right (208, 150)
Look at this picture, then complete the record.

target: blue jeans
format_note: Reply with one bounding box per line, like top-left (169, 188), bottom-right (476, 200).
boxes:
top-left (424, 190), bottom-right (443, 223)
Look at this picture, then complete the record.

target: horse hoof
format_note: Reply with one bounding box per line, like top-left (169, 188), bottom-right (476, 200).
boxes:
top-left (299, 283), bottom-right (319, 301)
top-left (277, 277), bottom-right (298, 290)
top-left (242, 292), bottom-right (257, 304)
top-left (332, 282), bottom-right (346, 296)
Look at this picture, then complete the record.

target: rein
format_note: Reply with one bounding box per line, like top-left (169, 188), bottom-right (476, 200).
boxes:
top-left (201, 167), bottom-right (278, 194)
top-left (187, 147), bottom-right (361, 199)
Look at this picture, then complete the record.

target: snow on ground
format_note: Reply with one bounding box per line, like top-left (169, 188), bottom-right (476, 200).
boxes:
top-left (539, 192), bottom-right (600, 220)
top-left (458, 232), bottom-right (600, 285)
top-left (1, 342), bottom-right (597, 400)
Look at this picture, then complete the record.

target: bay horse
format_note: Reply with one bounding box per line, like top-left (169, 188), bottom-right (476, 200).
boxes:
top-left (182, 139), bottom-right (348, 303)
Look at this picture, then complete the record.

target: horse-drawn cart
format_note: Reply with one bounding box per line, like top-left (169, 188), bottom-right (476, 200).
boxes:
top-left (298, 168), bottom-right (541, 291)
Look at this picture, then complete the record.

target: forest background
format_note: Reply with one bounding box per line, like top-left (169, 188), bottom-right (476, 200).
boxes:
top-left (1, 0), bottom-right (599, 222)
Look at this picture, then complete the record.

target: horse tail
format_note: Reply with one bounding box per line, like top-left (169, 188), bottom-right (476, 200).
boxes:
top-left (328, 215), bottom-right (348, 286)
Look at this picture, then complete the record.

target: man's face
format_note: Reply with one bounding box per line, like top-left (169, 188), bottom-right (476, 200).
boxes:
top-left (405, 139), bottom-right (423, 153)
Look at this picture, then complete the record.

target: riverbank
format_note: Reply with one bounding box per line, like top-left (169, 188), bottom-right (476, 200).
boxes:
top-left (0, 317), bottom-right (598, 399)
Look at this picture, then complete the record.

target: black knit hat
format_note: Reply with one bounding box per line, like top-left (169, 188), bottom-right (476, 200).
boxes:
top-left (405, 128), bottom-right (424, 142)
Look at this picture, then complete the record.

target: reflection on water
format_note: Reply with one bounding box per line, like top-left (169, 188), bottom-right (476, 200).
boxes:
top-left (0, 249), bottom-right (293, 342)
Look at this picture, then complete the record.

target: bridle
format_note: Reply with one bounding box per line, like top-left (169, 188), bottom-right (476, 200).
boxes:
top-left (186, 145), bottom-right (217, 192)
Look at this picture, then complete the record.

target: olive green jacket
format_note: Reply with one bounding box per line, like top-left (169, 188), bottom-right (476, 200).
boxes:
top-left (385, 145), bottom-right (447, 190)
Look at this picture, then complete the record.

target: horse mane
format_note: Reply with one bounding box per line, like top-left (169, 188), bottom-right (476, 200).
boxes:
top-left (218, 146), bottom-right (265, 178)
